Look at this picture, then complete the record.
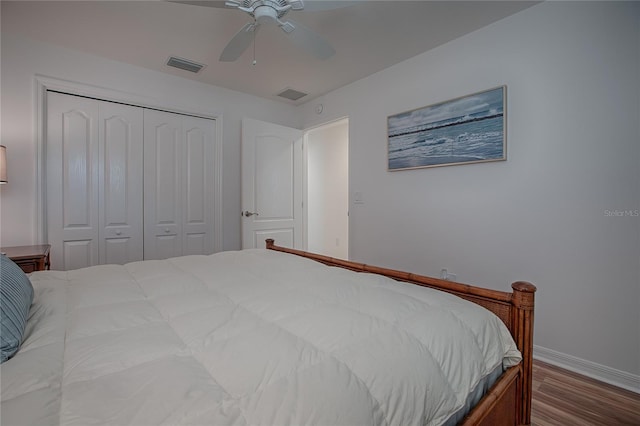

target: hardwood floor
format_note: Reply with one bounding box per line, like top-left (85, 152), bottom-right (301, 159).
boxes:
top-left (531, 360), bottom-right (640, 426)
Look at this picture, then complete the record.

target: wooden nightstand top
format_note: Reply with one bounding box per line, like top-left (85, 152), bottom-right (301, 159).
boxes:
top-left (1, 244), bottom-right (51, 260)
top-left (1, 244), bottom-right (51, 273)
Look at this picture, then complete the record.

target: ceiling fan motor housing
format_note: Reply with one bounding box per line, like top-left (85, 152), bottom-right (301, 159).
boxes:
top-left (255, 5), bottom-right (279, 23)
top-left (219, 0), bottom-right (334, 62)
top-left (245, 0), bottom-right (292, 19)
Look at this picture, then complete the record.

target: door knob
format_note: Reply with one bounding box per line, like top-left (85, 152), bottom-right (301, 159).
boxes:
top-left (243, 211), bottom-right (259, 217)
top-left (115, 230), bottom-right (122, 235)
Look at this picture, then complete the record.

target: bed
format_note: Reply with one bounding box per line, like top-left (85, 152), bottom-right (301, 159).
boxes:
top-left (1, 239), bottom-right (535, 426)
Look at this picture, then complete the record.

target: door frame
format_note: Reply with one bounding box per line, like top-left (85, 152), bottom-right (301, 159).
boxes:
top-left (34, 75), bottom-right (223, 253)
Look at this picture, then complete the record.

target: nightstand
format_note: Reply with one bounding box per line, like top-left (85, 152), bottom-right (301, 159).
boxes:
top-left (1, 244), bottom-right (51, 273)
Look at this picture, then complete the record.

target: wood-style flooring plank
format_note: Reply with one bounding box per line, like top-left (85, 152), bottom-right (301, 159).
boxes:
top-left (531, 360), bottom-right (640, 426)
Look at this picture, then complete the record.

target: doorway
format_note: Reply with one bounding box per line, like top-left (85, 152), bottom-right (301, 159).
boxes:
top-left (240, 117), bottom-right (349, 258)
top-left (304, 118), bottom-right (349, 259)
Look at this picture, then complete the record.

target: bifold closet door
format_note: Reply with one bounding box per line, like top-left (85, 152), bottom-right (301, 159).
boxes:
top-left (143, 110), bottom-right (216, 260)
top-left (181, 115), bottom-right (216, 256)
top-left (98, 101), bottom-right (144, 265)
top-left (143, 110), bottom-right (182, 260)
top-left (47, 93), bottom-right (99, 270)
top-left (46, 92), bottom-right (143, 270)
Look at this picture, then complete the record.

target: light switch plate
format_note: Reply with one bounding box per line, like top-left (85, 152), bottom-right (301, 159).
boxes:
top-left (354, 192), bottom-right (364, 204)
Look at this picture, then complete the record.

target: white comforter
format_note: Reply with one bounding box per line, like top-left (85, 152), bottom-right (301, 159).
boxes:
top-left (1, 249), bottom-right (521, 426)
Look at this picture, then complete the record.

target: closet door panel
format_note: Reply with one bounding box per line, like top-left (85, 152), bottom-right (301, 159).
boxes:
top-left (99, 102), bottom-right (143, 264)
top-left (155, 124), bottom-right (180, 224)
top-left (144, 110), bottom-right (183, 260)
top-left (63, 112), bottom-right (94, 228)
top-left (184, 234), bottom-right (206, 255)
top-left (63, 240), bottom-right (94, 271)
top-left (47, 92), bottom-right (99, 270)
top-left (185, 128), bottom-right (205, 224)
top-left (183, 116), bottom-right (216, 255)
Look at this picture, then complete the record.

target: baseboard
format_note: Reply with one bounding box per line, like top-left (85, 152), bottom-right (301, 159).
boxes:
top-left (534, 345), bottom-right (640, 394)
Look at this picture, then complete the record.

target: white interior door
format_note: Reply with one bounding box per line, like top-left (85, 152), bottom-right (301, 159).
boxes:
top-left (47, 92), bottom-right (100, 270)
top-left (182, 116), bottom-right (216, 255)
top-left (143, 109), bottom-right (183, 260)
top-left (241, 118), bottom-right (303, 249)
top-left (98, 102), bottom-right (143, 265)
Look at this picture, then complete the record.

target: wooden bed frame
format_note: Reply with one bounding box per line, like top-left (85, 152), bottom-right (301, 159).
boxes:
top-left (265, 239), bottom-right (536, 426)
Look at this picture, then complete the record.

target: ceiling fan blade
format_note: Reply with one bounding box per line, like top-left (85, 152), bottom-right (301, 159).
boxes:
top-left (220, 22), bottom-right (259, 62)
top-left (284, 19), bottom-right (335, 60)
top-left (169, 0), bottom-right (362, 10)
top-left (168, 1), bottom-right (229, 8)
top-left (301, 1), bottom-right (362, 12)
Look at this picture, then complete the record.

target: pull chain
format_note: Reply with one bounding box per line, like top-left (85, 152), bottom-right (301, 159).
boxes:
top-left (252, 25), bottom-right (257, 66)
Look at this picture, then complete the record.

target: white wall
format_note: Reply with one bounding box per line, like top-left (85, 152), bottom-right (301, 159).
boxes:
top-left (301, 1), bottom-right (640, 384)
top-left (306, 119), bottom-right (349, 258)
top-left (0, 31), bottom-right (299, 251)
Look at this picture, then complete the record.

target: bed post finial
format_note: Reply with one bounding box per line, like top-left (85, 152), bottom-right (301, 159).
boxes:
top-left (265, 239), bottom-right (275, 249)
top-left (511, 281), bottom-right (536, 426)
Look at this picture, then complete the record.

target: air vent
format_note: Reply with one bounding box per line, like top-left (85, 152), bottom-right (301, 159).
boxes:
top-left (166, 56), bottom-right (206, 73)
top-left (277, 88), bottom-right (308, 101)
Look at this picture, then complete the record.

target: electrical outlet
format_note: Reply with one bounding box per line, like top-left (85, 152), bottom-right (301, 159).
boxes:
top-left (440, 268), bottom-right (457, 281)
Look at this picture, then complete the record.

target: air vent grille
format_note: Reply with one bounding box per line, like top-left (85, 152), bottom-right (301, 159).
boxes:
top-left (167, 56), bottom-right (205, 73)
top-left (277, 88), bottom-right (308, 101)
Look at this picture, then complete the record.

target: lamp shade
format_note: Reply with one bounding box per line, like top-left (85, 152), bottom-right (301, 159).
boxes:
top-left (0, 145), bottom-right (7, 184)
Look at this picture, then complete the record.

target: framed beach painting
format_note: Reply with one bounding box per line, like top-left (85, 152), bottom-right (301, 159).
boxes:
top-left (387, 86), bottom-right (506, 170)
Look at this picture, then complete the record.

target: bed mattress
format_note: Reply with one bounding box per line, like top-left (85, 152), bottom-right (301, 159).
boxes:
top-left (1, 249), bottom-right (521, 425)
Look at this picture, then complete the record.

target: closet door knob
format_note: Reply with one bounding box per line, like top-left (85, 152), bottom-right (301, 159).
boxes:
top-left (243, 211), bottom-right (259, 217)
top-left (165, 228), bottom-right (170, 233)
top-left (115, 230), bottom-right (122, 235)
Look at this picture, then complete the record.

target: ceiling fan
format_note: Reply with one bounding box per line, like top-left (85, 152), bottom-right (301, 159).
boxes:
top-left (177, 0), bottom-right (337, 62)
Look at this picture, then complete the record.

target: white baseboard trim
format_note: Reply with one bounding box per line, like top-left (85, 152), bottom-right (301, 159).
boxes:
top-left (534, 345), bottom-right (640, 394)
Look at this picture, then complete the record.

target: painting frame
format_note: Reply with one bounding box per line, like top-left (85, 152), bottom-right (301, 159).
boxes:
top-left (387, 86), bottom-right (506, 171)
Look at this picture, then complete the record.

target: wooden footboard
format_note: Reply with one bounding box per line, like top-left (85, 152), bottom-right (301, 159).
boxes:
top-left (265, 239), bottom-right (536, 426)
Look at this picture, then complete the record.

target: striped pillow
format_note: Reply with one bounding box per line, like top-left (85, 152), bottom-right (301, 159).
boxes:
top-left (1, 254), bottom-right (34, 363)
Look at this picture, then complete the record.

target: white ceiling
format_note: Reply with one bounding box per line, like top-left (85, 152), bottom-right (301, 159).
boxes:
top-left (2, 0), bottom-right (537, 104)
